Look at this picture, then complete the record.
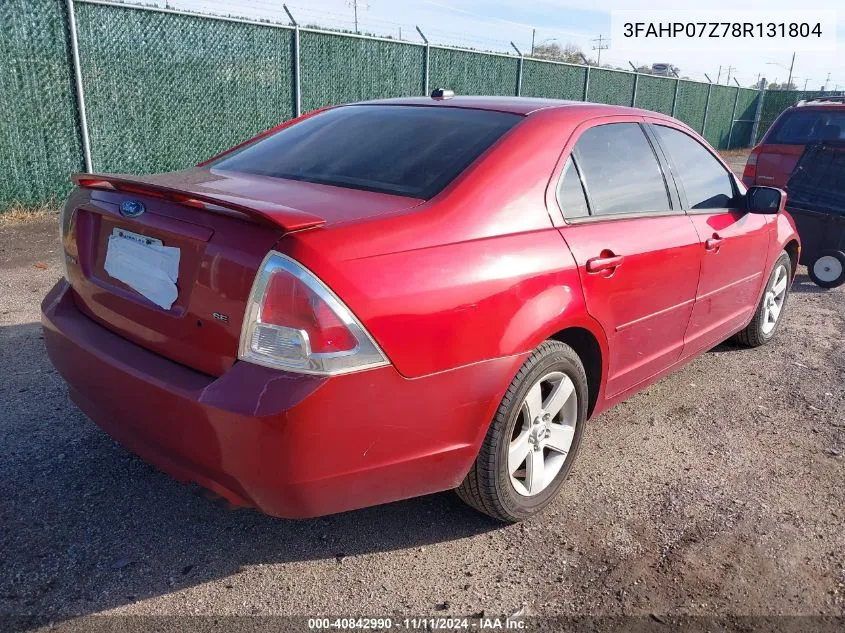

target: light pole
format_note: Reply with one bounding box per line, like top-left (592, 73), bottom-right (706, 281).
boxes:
top-left (787, 52), bottom-right (795, 89)
top-left (766, 53), bottom-right (796, 90)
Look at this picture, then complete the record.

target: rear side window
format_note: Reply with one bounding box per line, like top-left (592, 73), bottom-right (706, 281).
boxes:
top-left (212, 105), bottom-right (521, 199)
top-left (768, 109), bottom-right (845, 145)
top-left (572, 123), bottom-right (671, 217)
top-left (653, 125), bottom-right (736, 209)
top-left (556, 157), bottom-right (590, 219)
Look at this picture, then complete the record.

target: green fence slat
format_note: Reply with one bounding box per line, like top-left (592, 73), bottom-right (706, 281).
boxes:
top-left (74, 3), bottom-right (294, 175)
top-left (726, 88), bottom-right (759, 148)
top-left (702, 85), bottom-right (736, 148)
top-left (0, 0), bottom-right (83, 209)
top-left (634, 74), bottom-right (676, 115)
top-left (586, 68), bottom-right (635, 106)
top-left (429, 48), bottom-right (518, 96)
top-left (300, 32), bottom-right (424, 111)
top-left (674, 80), bottom-right (709, 133)
top-left (520, 60), bottom-right (586, 100)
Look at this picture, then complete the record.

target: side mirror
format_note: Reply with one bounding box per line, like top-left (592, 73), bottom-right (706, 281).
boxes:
top-left (747, 186), bottom-right (786, 214)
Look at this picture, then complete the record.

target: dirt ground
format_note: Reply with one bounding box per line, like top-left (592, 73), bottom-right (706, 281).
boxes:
top-left (1, 156), bottom-right (843, 631)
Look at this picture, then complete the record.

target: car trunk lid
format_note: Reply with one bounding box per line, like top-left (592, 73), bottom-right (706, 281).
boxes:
top-left (785, 141), bottom-right (845, 215)
top-left (64, 169), bottom-right (423, 376)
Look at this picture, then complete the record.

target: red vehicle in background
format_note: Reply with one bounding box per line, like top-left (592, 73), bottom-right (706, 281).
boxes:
top-left (743, 96), bottom-right (845, 189)
top-left (43, 95), bottom-right (800, 523)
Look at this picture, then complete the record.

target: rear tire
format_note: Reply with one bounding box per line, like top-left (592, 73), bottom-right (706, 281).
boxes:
top-left (734, 251), bottom-right (792, 348)
top-left (808, 250), bottom-right (845, 289)
top-left (456, 341), bottom-right (588, 522)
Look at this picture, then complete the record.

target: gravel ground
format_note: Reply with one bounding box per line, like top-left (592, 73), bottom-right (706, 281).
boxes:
top-left (1, 162), bottom-right (843, 630)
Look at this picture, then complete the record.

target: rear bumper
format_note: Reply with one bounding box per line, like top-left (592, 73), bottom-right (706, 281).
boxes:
top-left (42, 280), bottom-right (521, 518)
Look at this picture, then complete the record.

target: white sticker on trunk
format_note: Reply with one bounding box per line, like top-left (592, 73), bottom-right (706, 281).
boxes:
top-left (104, 229), bottom-right (180, 310)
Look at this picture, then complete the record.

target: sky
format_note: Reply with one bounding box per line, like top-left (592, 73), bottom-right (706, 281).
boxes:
top-left (152, 0), bottom-right (844, 89)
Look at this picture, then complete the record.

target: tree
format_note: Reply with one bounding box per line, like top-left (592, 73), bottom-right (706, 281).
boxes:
top-left (532, 42), bottom-right (590, 64)
top-left (768, 81), bottom-right (797, 91)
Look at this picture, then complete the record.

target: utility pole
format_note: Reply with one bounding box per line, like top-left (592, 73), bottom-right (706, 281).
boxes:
top-left (824, 72), bottom-right (831, 91)
top-left (716, 66), bottom-right (722, 84)
top-left (531, 28), bottom-right (535, 55)
top-left (591, 34), bottom-right (608, 66)
top-left (786, 51), bottom-right (795, 89)
top-left (347, 0), bottom-right (361, 34)
top-left (725, 65), bottom-right (735, 85)
top-left (803, 78), bottom-right (809, 91)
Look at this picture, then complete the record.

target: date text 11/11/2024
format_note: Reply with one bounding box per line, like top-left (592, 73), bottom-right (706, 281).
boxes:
top-left (307, 617), bottom-right (526, 630)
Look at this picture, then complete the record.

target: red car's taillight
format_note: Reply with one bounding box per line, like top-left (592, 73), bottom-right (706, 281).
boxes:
top-left (239, 252), bottom-right (388, 375)
top-left (261, 269), bottom-right (357, 353)
top-left (58, 202), bottom-right (76, 282)
top-left (742, 146), bottom-right (762, 184)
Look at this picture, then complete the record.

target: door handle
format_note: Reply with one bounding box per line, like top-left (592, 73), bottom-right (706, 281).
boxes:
top-left (705, 235), bottom-right (724, 252)
top-left (586, 254), bottom-right (624, 274)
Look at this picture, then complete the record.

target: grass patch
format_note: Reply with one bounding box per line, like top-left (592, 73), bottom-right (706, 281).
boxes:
top-left (719, 148), bottom-right (752, 157)
top-left (0, 202), bottom-right (59, 226)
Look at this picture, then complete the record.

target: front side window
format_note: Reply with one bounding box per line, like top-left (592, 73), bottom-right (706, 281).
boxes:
top-left (212, 105), bottom-right (521, 199)
top-left (653, 125), bottom-right (736, 210)
top-left (572, 123), bottom-right (671, 217)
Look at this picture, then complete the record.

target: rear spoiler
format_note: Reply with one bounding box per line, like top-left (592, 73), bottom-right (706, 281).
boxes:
top-left (71, 173), bottom-right (326, 232)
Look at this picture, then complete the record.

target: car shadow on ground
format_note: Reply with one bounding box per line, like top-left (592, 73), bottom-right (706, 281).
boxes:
top-left (707, 271), bottom-right (830, 356)
top-left (0, 322), bottom-right (500, 626)
top-left (790, 272), bottom-right (831, 294)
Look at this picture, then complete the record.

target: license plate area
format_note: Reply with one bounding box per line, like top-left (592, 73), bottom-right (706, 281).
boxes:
top-left (104, 227), bottom-right (181, 310)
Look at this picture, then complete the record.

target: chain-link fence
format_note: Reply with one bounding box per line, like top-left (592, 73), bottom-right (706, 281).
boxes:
top-left (75, 2), bottom-right (296, 176)
top-left (2, 0), bottom-right (821, 210)
top-left (0, 0), bottom-right (83, 207)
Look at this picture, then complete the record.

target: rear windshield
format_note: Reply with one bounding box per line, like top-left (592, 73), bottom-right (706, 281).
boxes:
top-left (768, 109), bottom-right (845, 145)
top-left (212, 105), bottom-right (521, 199)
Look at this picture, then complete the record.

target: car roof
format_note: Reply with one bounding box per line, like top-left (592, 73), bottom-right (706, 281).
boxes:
top-left (791, 97), bottom-right (845, 109)
top-left (791, 104), bottom-right (845, 110)
top-left (355, 95), bottom-right (658, 118)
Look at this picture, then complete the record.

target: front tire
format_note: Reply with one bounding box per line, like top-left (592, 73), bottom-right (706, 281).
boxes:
top-left (456, 341), bottom-right (588, 522)
top-left (808, 250), bottom-right (845, 289)
top-left (734, 251), bottom-right (792, 347)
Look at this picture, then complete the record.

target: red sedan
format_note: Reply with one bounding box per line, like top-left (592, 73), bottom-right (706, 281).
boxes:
top-left (42, 95), bottom-right (800, 522)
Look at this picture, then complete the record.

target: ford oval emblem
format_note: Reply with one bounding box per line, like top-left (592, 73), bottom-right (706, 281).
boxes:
top-left (119, 199), bottom-right (145, 217)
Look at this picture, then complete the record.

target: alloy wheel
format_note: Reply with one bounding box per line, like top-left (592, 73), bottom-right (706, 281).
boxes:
top-left (762, 264), bottom-right (788, 335)
top-left (508, 371), bottom-right (578, 497)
